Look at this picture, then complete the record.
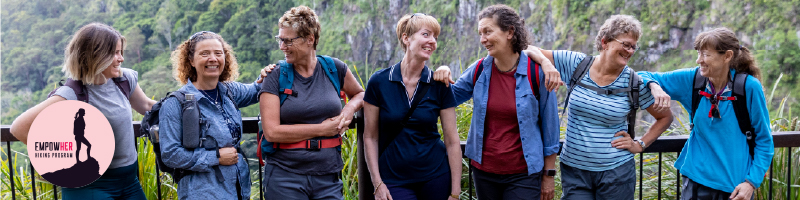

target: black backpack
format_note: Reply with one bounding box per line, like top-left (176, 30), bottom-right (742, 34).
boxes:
top-left (48, 77), bottom-right (132, 102)
top-left (563, 56), bottom-right (641, 138)
top-left (690, 70), bottom-right (756, 159)
top-left (140, 84), bottom-right (237, 183)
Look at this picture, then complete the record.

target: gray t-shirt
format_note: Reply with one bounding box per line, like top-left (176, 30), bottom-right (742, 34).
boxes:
top-left (260, 58), bottom-right (346, 175)
top-left (53, 68), bottom-right (138, 169)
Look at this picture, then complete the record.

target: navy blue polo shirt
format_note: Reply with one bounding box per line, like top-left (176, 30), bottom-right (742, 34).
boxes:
top-left (363, 62), bottom-right (458, 185)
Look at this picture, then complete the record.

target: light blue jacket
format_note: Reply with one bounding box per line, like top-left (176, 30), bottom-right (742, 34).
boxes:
top-left (159, 80), bottom-right (260, 200)
top-left (452, 53), bottom-right (561, 175)
top-left (639, 67), bottom-right (774, 192)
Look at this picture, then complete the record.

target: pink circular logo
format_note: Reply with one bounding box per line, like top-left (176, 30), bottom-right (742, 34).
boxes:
top-left (27, 100), bottom-right (115, 188)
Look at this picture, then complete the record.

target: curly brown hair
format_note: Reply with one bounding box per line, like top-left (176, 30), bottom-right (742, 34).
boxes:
top-left (279, 6), bottom-right (321, 49)
top-left (478, 4), bottom-right (530, 53)
top-left (171, 31), bottom-right (239, 85)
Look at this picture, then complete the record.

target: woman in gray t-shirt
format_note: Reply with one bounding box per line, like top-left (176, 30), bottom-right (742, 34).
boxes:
top-left (10, 23), bottom-right (156, 199)
top-left (258, 6), bottom-right (365, 200)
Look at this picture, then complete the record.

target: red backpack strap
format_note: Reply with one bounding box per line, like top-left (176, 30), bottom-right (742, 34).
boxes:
top-left (527, 57), bottom-right (541, 99)
top-left (472, 58), bottom-right (485, 85)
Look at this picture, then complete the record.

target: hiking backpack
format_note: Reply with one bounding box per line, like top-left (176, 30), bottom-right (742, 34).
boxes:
top-left (256, 55), bottom-right (345, 166)
top-left (562, 56), bottom-right (642, 139)
top-left (690, 70), bottom-right (756, 159)
top-left (47, 77), bottom-right (132, 101)
top-left (471, 56), bottom-right (542, 99)
top-left (140, 84), bottom-right (237, 183)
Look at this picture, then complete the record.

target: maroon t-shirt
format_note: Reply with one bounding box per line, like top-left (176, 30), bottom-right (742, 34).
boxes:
top-left (470, 63), bottom-right (527, 174)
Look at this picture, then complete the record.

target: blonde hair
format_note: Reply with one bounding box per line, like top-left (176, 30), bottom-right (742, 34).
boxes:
top-left (694, 27), bottom-right (761, 80)
top-left (396, 13), bottom-right (441, 51)
top-left (62, 23), bottom-right (126, 85)
top-left (171, 32), bottom-right (240, 85)
top-left (279, 6), bottom-right (321, 49)
top-left (595, 15), bottom-right (642, 51)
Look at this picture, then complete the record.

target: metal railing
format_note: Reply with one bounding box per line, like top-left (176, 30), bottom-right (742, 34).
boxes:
top-left (2, 115), bottom-right (799, 200)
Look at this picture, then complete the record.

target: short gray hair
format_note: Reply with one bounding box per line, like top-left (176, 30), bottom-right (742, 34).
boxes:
top-left (595, 15), bottom-right (641, 51)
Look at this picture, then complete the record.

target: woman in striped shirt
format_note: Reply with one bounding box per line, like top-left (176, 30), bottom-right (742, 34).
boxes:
top-left (516, 15), bottom-right (673, 199)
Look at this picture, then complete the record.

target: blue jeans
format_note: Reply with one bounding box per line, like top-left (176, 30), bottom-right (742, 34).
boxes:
top-left (62, 161), bottom-right (146, 200)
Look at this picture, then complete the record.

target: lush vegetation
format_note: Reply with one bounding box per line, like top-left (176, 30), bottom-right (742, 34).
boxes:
top-left (2, 0), bottom-right (799, 199)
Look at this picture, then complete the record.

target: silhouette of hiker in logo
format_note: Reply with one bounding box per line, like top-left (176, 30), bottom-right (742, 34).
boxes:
top-left (74, 108), bottom-right (91, 163)
top-left (40, 108), bottom-right (102, 188)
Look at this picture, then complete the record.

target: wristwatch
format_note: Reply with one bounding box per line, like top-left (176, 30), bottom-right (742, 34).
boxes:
top-left (545, 169), bottom-right (556, 177)
top-left (636, 139), bottom-right (647, 149)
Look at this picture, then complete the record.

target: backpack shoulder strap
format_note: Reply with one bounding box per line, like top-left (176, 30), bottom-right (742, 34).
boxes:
top-left (472, 57), bottom-right (488, 85)
top-left (731, 73), bottom-right (756, 159)
top-left (278, 60), bottom-right (296, 105)
top-left (627, 69), bottom-right (641, 138)
top-left (112, 76), bottom-right (133, 99)
top-left (562, 56), bottom-right (594, 116)
top-left (526, 56), bottom-right (541, 99)
top-left (690, 68), bottom-right (707, 129)
top-left (60, 79), bottom-right (89, 102)
top-left (220, 83), bottom-right (238, 110)
top-left (317, 55), bottom-right (342, 94)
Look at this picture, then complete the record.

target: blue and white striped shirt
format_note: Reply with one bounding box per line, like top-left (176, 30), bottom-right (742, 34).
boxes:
top-left (553, 50), bottom-right (655, 171)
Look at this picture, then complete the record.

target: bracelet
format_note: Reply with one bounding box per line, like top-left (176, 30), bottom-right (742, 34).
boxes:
top-left (450, 194), bottom-right (459, 199)
top-left (373, 181), bottom-right (383, 195)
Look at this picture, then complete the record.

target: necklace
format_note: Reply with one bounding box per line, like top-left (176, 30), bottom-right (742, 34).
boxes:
top-left (496, 58), bottom-right (520, 73)
top-left (199, 88), bottom-right (219, 105)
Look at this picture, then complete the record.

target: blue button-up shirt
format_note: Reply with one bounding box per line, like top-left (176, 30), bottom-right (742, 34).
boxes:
top-left (451, 53), bottom-right (560, 175)
top-left (159, 80), bottom-right (260, 200)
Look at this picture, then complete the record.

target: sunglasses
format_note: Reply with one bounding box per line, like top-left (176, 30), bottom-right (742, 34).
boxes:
top-left (189, 31), bottom-right (216, 40)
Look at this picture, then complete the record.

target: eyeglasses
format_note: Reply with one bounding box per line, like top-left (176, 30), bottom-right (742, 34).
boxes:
top-left (410, 13), bottom-right (426, 19)
top-left (612, 38), bottom-right (639, 51)
top-left (190, 31), bottom-right (215, 40)
top-left (275, 35), bottom-right (303, 47)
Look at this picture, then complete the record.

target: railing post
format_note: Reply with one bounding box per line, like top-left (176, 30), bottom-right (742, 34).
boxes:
top-left (156, 159), bottom-right (161, 200)
top-left (788, 147), bottom-right (792, 200)
top-left (356, 110), bottom-right (373, 200)
top-left (8, 140), bottom-right (16, 200)
top-left (639, 154), bottom-right (643, 200)
top-left (657, 152), bottom-right (662, 200)
top-left (31, 162), bottom-right (36, 200)
top-left (53, 184), bottom-right (57, 200)
top-left (769, 160), bottom-right (773, 200)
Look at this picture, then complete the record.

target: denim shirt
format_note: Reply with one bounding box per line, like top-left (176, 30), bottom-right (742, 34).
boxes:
top-left (159, 80), bottom-right (260, 200)
top-left (452, 53), bottom-right (561, 175)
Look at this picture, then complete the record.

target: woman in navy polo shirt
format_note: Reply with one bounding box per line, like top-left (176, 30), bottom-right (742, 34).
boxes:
top-left (363, 13), bottom-right (462, 200)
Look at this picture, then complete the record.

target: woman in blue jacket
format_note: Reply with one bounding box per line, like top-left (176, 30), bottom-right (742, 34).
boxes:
top-left (638, 27), bottom-right (773, 200)
top-left (435, 5), bottom-right (562, 200)
top-left (159, 31), bottom-right (261, 200)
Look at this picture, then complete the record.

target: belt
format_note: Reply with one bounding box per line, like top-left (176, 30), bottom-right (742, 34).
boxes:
top-left (274, 137), bottom-right (341, 150)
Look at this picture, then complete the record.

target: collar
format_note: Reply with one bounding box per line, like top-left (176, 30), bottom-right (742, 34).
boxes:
top-left (704, 68), bottom-right (737, 94)
top-left (182, 80), bottom-right (229, 102)
top-left (484, 52), bottom-right (530, 75)
top-left (388, 61), bottom-right (432, 84)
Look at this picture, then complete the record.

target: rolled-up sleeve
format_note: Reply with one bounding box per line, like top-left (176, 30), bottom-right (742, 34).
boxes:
top-left (158, 98), bottom-right (219, 172)
top-left (539, 76), bottom-right (560, 156)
